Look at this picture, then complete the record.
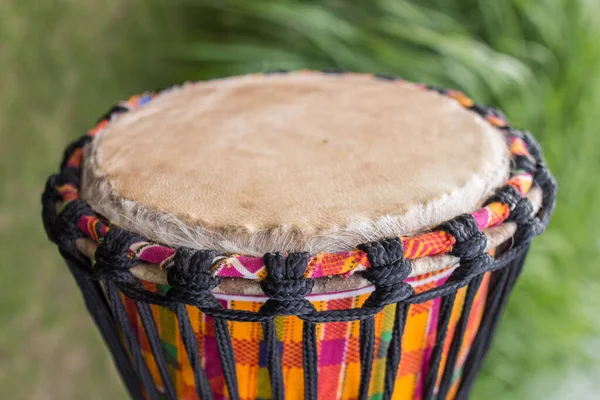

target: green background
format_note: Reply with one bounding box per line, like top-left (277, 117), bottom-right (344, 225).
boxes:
top-left (1, 1), bottom-right (599, 399)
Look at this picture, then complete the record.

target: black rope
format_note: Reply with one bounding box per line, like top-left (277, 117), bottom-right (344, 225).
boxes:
top-left (213, 318), bottom-right (240, 400)
top-left (96, 104), bottom-right (129, 123)
top-left (135, 299), bottom-right (178, 400)
top-left (94, 227), bottom-right (144, 283)
top-left (259, 252), bottom-right (315, 399)
top-left (437, 214), bottom-right (487, 261)
top-left (68, 242), bottom-right (530, 400)
top-left (260, 252), bottom-right (315, 317)
top-left (51, 200), bottom-right (96, 268)
top-left (302, 321), bottom-right (319, 400)
top-left (422, 292), bottom-right (457, 400)
top-left (436, 274), bottom-right (484, 400)
top-left (173, 304), bottom-right (214, 400)
top-left (356, 238), bottom-right (414, 399)
top-left (262, 319), bottom-right (284, 400)
top-left (167, 248), bottom-right (240, 400)
top-left (165, 249), bottom-right (217, 398)
top-left (455, 247), bottom-right (527, 399)
top-left (382, 302), bottom-right (409, 400)
top-left (456, 269), bottom-right (511, 398)
top-left (359, 317), bottom-right (376, 399)
top-left (59, 134), bottom-right (91, 170)
top-left (424, 211), bottom-right (495, 400)
top-left (477, 249), bottom-right (527, 363)
top-left (41, 174), bottom-right (62, 243)
top-left (105, 281), bottom-right (161, 400)
top-left (92, 229), bottom-right (162, 399)
top-left (108, 243), bottom-right (530, 324)
top-left (64, 257), bottom-right (144, 400)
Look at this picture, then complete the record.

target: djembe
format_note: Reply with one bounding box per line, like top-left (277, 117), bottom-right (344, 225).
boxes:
top-left (42, 71), bottom-right (556, 400)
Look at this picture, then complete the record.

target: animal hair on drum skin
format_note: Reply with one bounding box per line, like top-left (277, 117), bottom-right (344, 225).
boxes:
top-left (81, 140), bottom-right (510, 256)
top-left (72, 186), bottom-right (542, 294)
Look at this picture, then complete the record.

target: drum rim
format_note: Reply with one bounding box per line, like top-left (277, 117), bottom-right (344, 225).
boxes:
top-left (42, 69), bottom-right (557, 285)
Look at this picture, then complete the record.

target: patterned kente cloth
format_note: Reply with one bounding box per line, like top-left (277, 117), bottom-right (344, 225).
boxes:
top-left (121, 267), bottom-right (491, 400)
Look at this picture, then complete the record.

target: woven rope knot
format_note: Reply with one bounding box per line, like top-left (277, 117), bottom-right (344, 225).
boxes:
top-left (364, 282), bottom-right (415, 307)
top-left (259, 252), bottom-right (315, 317)
top-left (166, 248), bottom-right (221, 308)
top-left (449, 253), bottom-right (494, 282)
top-left (514, 218), bottom-right (544, 244)
top-left (522, 131), bottom-right (544, 165)
top-left (437, 215), bottom-right (487, 260)
top-left (480, 105), bottom-right (507, 122)
top-left (522, 131), bottom-right (559, 215)
top-left (97, 104), bottom-right (129, 123)
top-left (261, 298), bottom-right (316, 317)
top-left (514, 155), bottom-right (536, 174)
top-left (358, 238), bottom-right (415, 307)
top-left (60, 198), bottom-right (94, 223)
top-left (362, 262), bottom-right (411, 287)
top-left (42, 174), bottom-right (61, 202)
top-left (507, 196), bottom-right (534, 225)
top-left (60, 135), bottom-right (91, 170)
top-left (486, 185), bottom-right (521, 210)
top-left (489, 185), bottom-right (539, 245)
top-left (535, 167), bottom-right (557, 196)
top-left (167, 288), bottom-right (220, 309)
top-left (48, 199), bottom-right (89, 252)
top-left (94, 227), bottom-right (143, 282)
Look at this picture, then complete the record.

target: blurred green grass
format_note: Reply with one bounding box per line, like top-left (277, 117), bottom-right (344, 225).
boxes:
top-left (1, 0), bottom-right (599, 399)
top-left (0, 1), bottom-right (169, 398)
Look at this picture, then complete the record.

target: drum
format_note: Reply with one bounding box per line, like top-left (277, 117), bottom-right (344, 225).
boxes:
top-left (42, 70), bottom-right (556, 400)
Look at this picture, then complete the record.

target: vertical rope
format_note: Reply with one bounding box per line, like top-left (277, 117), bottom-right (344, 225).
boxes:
top-left (436, 274), bottom-right (484, 400)
top-left (65, 258), bottom-right (144, 400)
top-left (86, 228), bottom-right (161, 399)
top-left (434, 214), bottom-right (492, 399)
top-left (454, 270), bottom-right (509, 399)
top-left (136, 300), bottom-right (178, 400)
top-left (359, 317), bottom-right (376, 399)
top-left (213, 318), bottom-right (240, 400)
top-left (422, 292), bottom-right (458, 400)
top-left (302, 321), bottom-right (318, 400)
top-left (357, 238), bottom-right (415, 400)
top-left (259, 252), bottom-right (315, 400)
top-left (173, 304), bottom-right (214, 400)
top-left (105, 281), bottom-right (161, 400)
top-left (382, 302), bottom-right (410, 400)
top-left (167, 248), bottom-right (238, 400)
top-left (458, 271), bottom-right (509, 397)
top-left (455, 246), bottom-right (528, 399)
top-left (262, 319), bottom-right (284, 400)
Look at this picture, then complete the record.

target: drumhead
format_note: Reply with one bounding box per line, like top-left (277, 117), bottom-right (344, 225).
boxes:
top-left (81, 71), bottom-right (509, 255)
